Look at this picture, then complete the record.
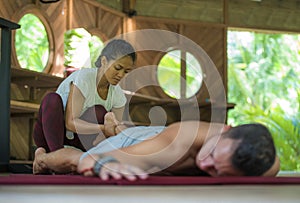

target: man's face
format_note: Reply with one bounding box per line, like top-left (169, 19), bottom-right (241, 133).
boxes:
top-left (195, 137), bottom-right (243, 177)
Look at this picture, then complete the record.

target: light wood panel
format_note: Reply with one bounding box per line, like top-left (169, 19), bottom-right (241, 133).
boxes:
top-left (10, 117), bottom-right (31, 160)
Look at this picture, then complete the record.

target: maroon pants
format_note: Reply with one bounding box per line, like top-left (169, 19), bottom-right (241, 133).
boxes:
top-left (33, 92), bottom-right (107, 152)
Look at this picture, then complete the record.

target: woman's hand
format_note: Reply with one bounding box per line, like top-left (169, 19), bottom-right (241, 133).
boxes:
top-left (104, 112), bottom-right (119, 137)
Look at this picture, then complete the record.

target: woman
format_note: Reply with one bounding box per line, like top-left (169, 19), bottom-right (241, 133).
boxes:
top-left (33, 39), bottom-right (136, 152)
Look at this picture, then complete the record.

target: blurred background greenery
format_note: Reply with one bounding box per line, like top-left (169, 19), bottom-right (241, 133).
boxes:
top-left (227, 31), bottom-right (300, 172)
top-left (15, 14), bottom-right (49, 72)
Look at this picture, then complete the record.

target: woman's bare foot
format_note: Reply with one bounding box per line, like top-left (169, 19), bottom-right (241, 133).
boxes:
top-left (33, 147), bottom-right (51, 174)
top-left (104, 112), bottom-right (119, 137)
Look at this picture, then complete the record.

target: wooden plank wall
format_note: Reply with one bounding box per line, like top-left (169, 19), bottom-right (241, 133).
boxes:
top-left (65, 1), bottom-right (227, 124)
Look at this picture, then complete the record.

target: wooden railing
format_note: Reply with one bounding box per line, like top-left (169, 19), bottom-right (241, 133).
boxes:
top-left (0, 17), bottom-right (20, 172)
top-left (10, 66), bottom-right (63, 115)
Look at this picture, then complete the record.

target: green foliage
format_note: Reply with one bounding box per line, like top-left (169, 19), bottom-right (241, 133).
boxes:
top-left (228, 31), bottom-right (300, 171)
top-left (15, 16), bottom-right (103, 72)
top-left (158, 54), bottom-right (181, 98)
top-left (15, 14), bottom-right (49, 72)
top-left (89, 36), bottom-right (103, 67)
top-left (157, 51), bottom-right (203, 98)
top-left (64, 28), bottom-right (103, 68)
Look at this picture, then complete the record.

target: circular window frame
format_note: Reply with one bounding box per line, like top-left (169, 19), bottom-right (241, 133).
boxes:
top-left (155, 48), bottom-right (204, 99)
top-left (11, 4), bottom-right (54, 73)
top-left (88, 28), bottom-right (108, 43)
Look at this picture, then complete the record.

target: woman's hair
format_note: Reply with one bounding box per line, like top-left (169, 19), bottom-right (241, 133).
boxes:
top-left (223, 123), bottom-right (276, 176)
top-left (95, 39), bottom-right (136, 67)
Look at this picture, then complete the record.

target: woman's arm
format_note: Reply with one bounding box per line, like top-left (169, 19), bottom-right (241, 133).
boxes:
top-left (111, 107), bottom-right (127, 134)
top-left (65, 83), bottom-right (105, 134)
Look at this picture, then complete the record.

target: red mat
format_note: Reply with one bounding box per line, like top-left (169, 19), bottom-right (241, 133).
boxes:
top-left (1, 174), bottom-right (300, 185)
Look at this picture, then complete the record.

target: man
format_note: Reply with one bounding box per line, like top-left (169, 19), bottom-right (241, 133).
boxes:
top-left (33, 115), bottom-right (280, 181)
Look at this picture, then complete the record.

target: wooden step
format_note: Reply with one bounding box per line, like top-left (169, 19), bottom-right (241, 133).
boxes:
top-left (10, 100), bottom-right (40, 114)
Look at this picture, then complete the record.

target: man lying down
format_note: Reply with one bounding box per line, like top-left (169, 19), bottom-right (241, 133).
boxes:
top-left (33, 112), bottom-right (280, 181)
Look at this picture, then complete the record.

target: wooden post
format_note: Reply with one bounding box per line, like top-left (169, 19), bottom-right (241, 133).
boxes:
top-left (0, 17), bottom-right (20, 172)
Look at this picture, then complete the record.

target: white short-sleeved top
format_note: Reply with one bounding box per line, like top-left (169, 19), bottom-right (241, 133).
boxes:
top-left (56, 68), bottom-right (126, 116)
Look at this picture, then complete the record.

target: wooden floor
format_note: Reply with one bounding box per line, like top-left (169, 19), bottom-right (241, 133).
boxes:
top-left (1, 185), bottom-right (300, 203)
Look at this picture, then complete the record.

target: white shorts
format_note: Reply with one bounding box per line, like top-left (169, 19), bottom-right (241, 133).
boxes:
top-left (80, 126), bottom-right (165, 160)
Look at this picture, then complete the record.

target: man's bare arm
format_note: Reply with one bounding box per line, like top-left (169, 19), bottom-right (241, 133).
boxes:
top-left (77, 121), bottom-right (203, 175)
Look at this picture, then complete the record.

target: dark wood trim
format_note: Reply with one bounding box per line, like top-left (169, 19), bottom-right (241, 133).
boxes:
top-left (0, 17), bottom-right (20, 172)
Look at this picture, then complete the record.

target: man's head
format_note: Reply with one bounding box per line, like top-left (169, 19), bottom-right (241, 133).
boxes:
top-left (224, 123), bottom-right (276, 176)
top-left (196, 123), bottom-right (276, 176)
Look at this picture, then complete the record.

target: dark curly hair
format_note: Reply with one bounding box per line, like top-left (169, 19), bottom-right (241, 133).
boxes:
top-left (223, 123), bottom-right (276, 176)
top-left (95, 39), bottom-right (136, 68)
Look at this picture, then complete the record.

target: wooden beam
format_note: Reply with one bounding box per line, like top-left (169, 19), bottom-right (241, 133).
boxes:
top-left (0, 17), bottom-right (20, 172)
top-left (66, 0), bottom-right (73, 30)
top-left (82, 0), bottom-right (126, 17)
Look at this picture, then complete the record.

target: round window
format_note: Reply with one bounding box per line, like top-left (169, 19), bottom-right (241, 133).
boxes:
top-left (15, 13), bottom-right (49, 72)
top-left (157, 50), bottom-right (203, 99)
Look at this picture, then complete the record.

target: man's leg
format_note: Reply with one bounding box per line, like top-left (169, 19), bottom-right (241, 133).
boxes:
top-left (33, 147), bottom-right (83, 174)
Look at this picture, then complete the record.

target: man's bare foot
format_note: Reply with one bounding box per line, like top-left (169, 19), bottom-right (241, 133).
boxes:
top-left (33, 147), bottom-right (51, 174)
top-left (104, 112), bottom-right (119, 137)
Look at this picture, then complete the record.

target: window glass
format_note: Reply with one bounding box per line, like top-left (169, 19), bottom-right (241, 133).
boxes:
top-left (64, 28), bottom-right (104, 69)
top-left (186, 52), bottom-right (203, 98)
top-left (157, 50), bottom-right (203, 99)
top-left (15, 14), bottom-right (49, 72)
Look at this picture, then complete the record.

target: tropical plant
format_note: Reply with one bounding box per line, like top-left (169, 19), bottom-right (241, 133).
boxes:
top-left (15, 14), bottom-right (49, 72)
top-left (157, 50), bottom-right (203, 99)
top-left (227, 31), bottom-right (300, 171)
top-left (64, 28), bottom-right (103, 69)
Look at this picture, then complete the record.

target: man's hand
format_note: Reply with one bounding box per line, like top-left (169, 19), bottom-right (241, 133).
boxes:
top-left (78, 154), bottom-right (149, 181)
top-left (97, 162), bottom-right (149, 181)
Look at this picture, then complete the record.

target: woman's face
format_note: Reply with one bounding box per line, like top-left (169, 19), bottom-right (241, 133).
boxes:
top-left (104, 55), bottom-right (134, 85)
